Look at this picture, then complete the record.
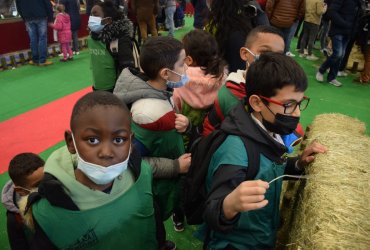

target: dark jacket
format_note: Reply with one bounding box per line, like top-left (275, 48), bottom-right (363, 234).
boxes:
top-left (60, 0), bottom-right (81, 31)
top-left (328, 0), bottom-right (363, 37)
top-left (203, 103), bottom-right (301, 248)
top-left (15, 0), bottom-right (53, 22)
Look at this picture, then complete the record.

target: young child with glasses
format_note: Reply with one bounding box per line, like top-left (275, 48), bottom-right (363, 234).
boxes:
top-left (199, 52), bottom-right (327, 249)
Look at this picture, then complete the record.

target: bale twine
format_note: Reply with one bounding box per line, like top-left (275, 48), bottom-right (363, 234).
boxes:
top-left (281, 113), bottom-right (370, 249)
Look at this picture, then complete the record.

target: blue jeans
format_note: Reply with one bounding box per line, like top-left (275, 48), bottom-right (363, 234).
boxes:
top-left (319, 35), bottom-right (350, 81)
top-left (165, 6), bottom-right (176, 37)
top-left (25, 18), bottom-right (48, 63)
top-left (278, 21), bottom-right (299, 53)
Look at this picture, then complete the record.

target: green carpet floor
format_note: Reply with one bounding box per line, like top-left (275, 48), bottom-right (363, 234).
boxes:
top-left (0, 17), bottom-right (369, 249)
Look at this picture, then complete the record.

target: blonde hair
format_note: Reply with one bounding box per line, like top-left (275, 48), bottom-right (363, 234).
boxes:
top-left (56, 4), bottom-right (65, 13)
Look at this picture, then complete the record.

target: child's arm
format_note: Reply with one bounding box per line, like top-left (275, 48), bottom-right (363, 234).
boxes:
top-left (48, 15), bottom-right (63, 30)
top-left (204, 164), bottom-right (269, 232)
top-left (116, 36), bottom-right (135, 73)
top-left (143, 153), bottom-right (191, 178)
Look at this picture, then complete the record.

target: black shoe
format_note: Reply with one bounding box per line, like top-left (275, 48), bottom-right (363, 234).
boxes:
top-left (172, 213), bottom-right (184, 232)
top-left (162, 240), bottom-right (176, 250)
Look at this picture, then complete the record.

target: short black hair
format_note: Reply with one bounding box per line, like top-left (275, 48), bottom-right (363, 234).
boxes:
top-left (8, 153), bottom-right (44, 186)
top-left (245, 25), bottom-right (284, 47)
top-left (70, 91), bottom-right (130, 131)
top-left (140, 36), bottom-right (184, 79)
top-left (245, 52), bottom-right (308, 112)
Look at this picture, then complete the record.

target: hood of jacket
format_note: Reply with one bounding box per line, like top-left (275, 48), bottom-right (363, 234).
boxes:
top-left (114, 67), bottom-right (173, 105)
top-left (58, 13), bottom-right (71, 24)
top-left (221, 102), bottom-right (288, 162)
top-left (173, 66), bottom-right (226, 110)
top-left (1, 180), bottom-right (19, 213)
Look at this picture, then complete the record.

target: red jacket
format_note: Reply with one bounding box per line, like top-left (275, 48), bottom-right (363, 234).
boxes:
top-left (50, 12), bottom-right (72, 43)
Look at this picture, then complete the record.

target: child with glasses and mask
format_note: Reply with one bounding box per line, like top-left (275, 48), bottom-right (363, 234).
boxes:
top-left (1, 153), bottom-right (44, 250)
top-left (200, 52), bottom-right (327, 250)
top-left (19, 91), bottom-right (165, 249)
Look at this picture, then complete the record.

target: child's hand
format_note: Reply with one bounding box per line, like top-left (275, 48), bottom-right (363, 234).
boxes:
top-left (297, 140), bottom-right (327, 169)
top-left (178, 153), bottom-right (191, 174)
top-left (222, 180), bottom-right (269, 220)
top-left (175, 114), bottom-right (189, 133)
top-left (323, 3), bottom-right (328, 13)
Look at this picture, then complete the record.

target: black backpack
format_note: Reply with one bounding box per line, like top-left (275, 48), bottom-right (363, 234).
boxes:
top-left (183, 129), bottom-right (260, 225)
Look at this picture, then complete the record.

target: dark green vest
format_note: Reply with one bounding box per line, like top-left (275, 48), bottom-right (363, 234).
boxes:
top-left (32, 162), bottom-right (158, 250)
top-left (88, 37), bottom-right (116, 91)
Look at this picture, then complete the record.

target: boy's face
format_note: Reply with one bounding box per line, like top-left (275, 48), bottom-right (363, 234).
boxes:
top-left (252, 85), bottom-right (304, 124)
top-left (240, 33), bottom-right (285, 70)
top-left (14, 167), bottom-right (44, 196)
top-left (66, 106), bottom-right (132, 167)
top-left (166, 49), bottom-right (188, 82)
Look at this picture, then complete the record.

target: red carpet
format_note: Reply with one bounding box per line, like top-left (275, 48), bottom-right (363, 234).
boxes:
top-left (0, 87), bottom-right (91, 174)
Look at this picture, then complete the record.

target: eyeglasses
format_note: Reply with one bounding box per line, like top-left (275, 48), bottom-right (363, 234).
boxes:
top-left (259, 95), bottom-right (310, 114)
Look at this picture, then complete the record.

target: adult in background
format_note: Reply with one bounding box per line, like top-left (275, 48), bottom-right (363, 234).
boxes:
top-left (265, 0), bottom-right (305, 57)
top-left (164, 0), bottom-right (177, 37)
top-left (192, 0), bottom-right (209, 30)
top-left (315, 0), bottom-right (363, 87)
top-left (60, 0), bottom-right (81, 55)
top-left (16, 0), bottom-right (54, 66)
top-left (131, 0), bottom-right (158, 42)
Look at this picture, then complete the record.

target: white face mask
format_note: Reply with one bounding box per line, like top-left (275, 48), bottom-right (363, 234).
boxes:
top-left (245, 47), bottom-right (260, 68)
top-left (71, 133), bottom-right (130, 185)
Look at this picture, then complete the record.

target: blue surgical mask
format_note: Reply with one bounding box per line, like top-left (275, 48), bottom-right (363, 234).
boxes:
top-left (88, 16), bottom-right (104, 33)
top-left (166, 69), bottom-right (189, 88)
top-left (71, 133), bottom-right (130, 185)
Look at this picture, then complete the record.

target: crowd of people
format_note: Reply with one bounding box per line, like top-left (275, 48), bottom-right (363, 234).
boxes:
top-left (1, 0), bottom-right (369, 249)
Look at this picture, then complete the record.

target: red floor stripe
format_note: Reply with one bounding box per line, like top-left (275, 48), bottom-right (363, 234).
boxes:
top-left (0, 87), bottom-right (91, 174)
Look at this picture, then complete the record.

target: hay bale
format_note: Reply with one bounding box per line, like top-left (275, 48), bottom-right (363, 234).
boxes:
top-left (282, 113), bottom-right (370, 249)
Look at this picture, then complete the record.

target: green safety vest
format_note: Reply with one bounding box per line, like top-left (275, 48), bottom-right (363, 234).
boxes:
top-left (88, 37), bottom-right (116, 91)
top-left (131, 122), bottom-right (185, 220)
top-left (32, 162), bottom-right (158, 250)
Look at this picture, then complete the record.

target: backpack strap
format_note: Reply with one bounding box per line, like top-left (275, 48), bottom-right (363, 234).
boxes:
top-left (239, 136), bottom-right (260, 181)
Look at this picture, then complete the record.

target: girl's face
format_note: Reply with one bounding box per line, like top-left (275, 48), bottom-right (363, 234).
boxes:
top-left (91, 5), bottom-right (104, 18)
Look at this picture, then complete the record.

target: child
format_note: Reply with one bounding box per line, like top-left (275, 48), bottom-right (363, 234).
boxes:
top-left (23, 91), bottom-right (161, 249)
top-left (201, 52), bottom-right (327, 249)
top-left (1, 153), bottom-right (44, 250)
top-left (49, 4), bottom-right (73, 62)
top-left (88, 1), bottom-right (137, 92)
top-left (173, 29), bottom-right (227, 147)
top-left (114, 36), bottom-right (191, 222)
top-left (202, 25), bottom-right (285, 137)
top-left (299, 0), bottom-right (327, 60)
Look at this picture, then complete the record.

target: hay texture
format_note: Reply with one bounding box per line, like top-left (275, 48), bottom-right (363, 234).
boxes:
top-left (284, 113), bottom-right (370, 249)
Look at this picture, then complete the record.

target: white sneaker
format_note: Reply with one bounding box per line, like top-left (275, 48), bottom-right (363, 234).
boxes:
top-left (299, 53), bottom-right (306, 58)
top-left (329, 79), bottom-right (343, 87)
top-left (73, 51), bottom-right (80, 55)
top-left (337, 71), bottom-right (348, 77)
top-left (316, 71), bottom-right (324, 82)
top-left (286, 51), bottom-right (296, 57)
top-left (304, 49), bottom-right (308, 55)
top-left (306, 54), bottom-right (319, 61)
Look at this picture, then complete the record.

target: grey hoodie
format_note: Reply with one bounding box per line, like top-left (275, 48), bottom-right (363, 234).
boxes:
top-left (1, 180), bottom-right (19, 213)
top-left (114, 67), bottom-right (172, 105)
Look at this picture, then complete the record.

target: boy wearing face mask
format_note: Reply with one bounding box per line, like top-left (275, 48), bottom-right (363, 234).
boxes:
top-left (201, 52), bottom-right (327, 249)
top-left (22, 91), bottom-right (163, 249)
top-left (88, 1), bottom-right (137, 92)
top-left (1, 153), bottom-right (44, 250)
top-left (114, 36), bottom-right (191, 223)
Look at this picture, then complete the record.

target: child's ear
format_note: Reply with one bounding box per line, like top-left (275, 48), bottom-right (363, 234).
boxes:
top-left (159, 68), bottom-right (170, 81)
top-left (240, 47), bottom-right (249, 62)
top-left (249, 95), bottom-right (263, 112)
top-left (184, 56), bottom-right (193, 66)
top-left (64, 130), bottom-right (76, 154)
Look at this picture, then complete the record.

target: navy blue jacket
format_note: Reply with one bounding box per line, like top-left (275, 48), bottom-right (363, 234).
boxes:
top-left (60, 0), bottom-right (81, 31)
top-left (328, 0), bottom-right (363, 37)
top-left (15, 0), bottom-right (53, 22)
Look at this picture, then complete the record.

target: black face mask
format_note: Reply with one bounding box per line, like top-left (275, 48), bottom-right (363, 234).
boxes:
top-left (262, 113), bottom-right (300, 135)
